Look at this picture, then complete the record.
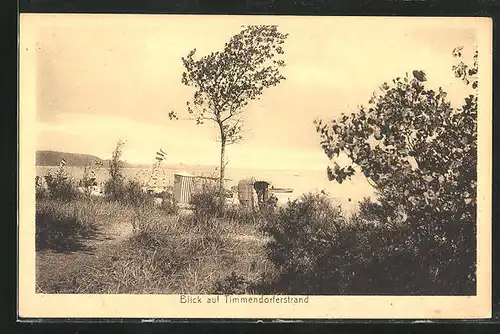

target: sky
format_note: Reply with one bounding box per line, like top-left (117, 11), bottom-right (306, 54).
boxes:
top-left (27, 15), bottom-right (479, 170)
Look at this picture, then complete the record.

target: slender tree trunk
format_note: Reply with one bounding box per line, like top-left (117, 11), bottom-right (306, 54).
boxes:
top-left (219, 125), bottom-right (226, 212)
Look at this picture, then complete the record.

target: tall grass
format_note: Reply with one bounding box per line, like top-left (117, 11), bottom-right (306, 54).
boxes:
top-left (126, 184), bottom-right (273, 294)
top-left (36, 198), bottom-right (98, 252)
top-left (35, 197), bottom-right (135, 252)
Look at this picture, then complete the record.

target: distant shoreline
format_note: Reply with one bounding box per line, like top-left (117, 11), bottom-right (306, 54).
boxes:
top-left (35, 165), bottom-right (326, 173)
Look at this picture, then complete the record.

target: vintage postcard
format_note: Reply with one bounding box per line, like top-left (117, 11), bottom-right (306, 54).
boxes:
top-left (18, 14), bottom-right (492, 319)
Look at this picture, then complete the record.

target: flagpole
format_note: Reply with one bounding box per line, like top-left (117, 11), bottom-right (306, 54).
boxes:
top-left (147, 149), bottom-right (167, 190)
top-left (147, 160), bottom-right (156, 189)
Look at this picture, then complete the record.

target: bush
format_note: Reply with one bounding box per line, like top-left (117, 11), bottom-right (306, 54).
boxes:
top-left (104, 140), bottom-right (126, 201)
top-left (159, 191), bottom-right (179, 215)
top-left (345, 197), bottom-right (476, 295)
top-left (122, 180), bottom-right (153, 206)
top-left (44, 167), bottom-right (79, 201)
top-left (191, 183), bottom-right (225, 220)
top-left (103, 178), bottom-right (124, 201)
top-left (262, 192), bottom-right (475, 295)
top-left (262, 192), bottom-right (349, 294)
top-left (101, 140), bottom-right (156, 208)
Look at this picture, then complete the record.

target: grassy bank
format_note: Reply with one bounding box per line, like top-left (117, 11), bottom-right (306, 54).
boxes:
top-left (36, 196), bottom-right (274, 294)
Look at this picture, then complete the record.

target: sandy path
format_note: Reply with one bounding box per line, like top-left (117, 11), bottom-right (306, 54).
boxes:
top-left (87, 219), bottom-right (134, 249)
top-left (230, 234), bottom-right (272, 244)
top-left (107, 219), bottom-right (134, 241)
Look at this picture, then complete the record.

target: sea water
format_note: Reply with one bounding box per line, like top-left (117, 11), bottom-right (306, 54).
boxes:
top-left (35, 165), bottom-right (375, 213)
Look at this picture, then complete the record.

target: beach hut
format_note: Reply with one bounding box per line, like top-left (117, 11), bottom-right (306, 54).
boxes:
top-left (254, 180), bottom-right (271, 204)
top-left (237, 177), bottom-right (258, 209)
top-left (173, 171), bottom-right (195, 206)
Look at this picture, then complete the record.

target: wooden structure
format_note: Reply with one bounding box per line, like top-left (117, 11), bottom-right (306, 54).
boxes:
top-left (173, 171), bottom-right (195, 205)
top-left (237, 177), bottom-right (258, 209)
top-left (254, 180), bottom-right (271, 205)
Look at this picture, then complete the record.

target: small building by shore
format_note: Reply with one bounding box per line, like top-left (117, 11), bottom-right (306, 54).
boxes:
top-left (173, 171), bottom-right (195, 207)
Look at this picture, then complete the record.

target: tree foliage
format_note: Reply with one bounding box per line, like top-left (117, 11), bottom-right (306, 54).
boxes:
top-left (452, 46), bottom-right (479, 88)
top-left (170, 25), bottom-right (288, 203)
top-left (314, 47), bottom-right (478, 291)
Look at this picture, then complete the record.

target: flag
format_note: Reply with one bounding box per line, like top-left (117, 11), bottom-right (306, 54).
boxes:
top-left (59, 158), bottom-right (67, 166)
top-left (155, 149), bottom-right (167, 162)
top-left (412, 70), bottom-right (427, 82)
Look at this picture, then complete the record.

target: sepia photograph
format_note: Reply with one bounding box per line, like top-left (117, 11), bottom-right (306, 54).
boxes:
top-left (18, 14), bottom-right (492, 319)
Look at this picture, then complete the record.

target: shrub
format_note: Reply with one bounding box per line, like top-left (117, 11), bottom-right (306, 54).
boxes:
top-left (102, 140), bottom-right (155, 208)
top-left (122, 180), bottom-right (152, 206)
top-left (104, 140), bottom-right (126, 201)
top-left (44, 167), bottom-right (79, 201)
top-left (343, 197), bottom-right (476, 295)
top-left (191, 182), bottom-right (225, 220)
top-left (263, 192), bottom-right (476, 295)
top-left (159, 191), bottom-right (179, 215)
top-left (262, 192), bottom-right (348, 294)
top-left (190, 180), bottom-right (275, 230)
top-left (103, 178), bottom-right (123, 201)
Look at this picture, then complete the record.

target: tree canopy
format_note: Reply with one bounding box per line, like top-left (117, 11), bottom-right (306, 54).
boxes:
top-left (315, 48), bottom-right (477, 226)
top-left (170, 25), bottom-right (288, 202)
top-left (315, 47), bottom-right (478, 290)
